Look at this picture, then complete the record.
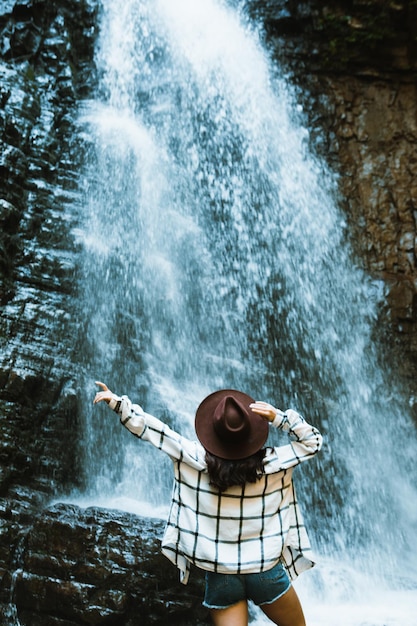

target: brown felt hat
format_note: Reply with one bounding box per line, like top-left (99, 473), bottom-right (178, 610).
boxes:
top-left (195, 389), bottom-right (269, 460)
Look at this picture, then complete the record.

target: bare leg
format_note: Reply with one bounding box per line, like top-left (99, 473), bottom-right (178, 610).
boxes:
top-left (260, 586), bottom-right (306, 626)
top-left (210, 599), bottom-right (249, 626)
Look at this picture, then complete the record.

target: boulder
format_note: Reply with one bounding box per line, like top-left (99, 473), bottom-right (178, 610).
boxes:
top-left (6, 503), bottom-right (210, 626)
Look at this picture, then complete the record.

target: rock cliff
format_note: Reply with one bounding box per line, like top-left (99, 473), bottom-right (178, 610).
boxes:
top-left (1, 0), bottom-right (416, 624)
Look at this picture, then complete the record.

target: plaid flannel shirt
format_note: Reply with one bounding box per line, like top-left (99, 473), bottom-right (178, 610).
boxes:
top-left (109, 395), bottom-right (323, 585)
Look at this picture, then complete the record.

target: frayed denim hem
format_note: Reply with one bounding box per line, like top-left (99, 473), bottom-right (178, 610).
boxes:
top-left (202, 599), bottom-right (243, 610)
top-left (202, 581), bottom-right (292, 609)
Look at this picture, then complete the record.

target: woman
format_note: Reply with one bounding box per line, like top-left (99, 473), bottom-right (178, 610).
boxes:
top-left (94, 381), bottom-right (323, 626)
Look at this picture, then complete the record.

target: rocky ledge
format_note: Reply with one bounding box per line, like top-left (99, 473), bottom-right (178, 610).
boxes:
top-left (2, 502), bottom-right (210, 626)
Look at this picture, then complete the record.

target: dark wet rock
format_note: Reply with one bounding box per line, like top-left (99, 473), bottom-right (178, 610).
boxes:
top-left (247, 0), bottom-right (417, 76)
top-left (8, 503), bottom-right (210, 626)
top-left (0, 3), bottom-right (98, 620)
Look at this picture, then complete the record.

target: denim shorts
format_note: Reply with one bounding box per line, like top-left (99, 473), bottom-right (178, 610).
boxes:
top-left (203, 561), bottom-right (291, 609)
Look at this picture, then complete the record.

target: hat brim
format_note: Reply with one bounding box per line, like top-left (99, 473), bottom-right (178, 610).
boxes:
top-left (195, 389), bottom-right (269, 460)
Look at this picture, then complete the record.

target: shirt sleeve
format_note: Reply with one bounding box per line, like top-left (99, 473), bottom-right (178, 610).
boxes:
top-left (264, 408), bottom-right (323, 472)
top-left (108, 395), bottom-right (206, 469)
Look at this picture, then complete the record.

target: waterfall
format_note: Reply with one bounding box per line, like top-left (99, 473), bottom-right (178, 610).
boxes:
top-left (72, 0), bottom-right (417, 623)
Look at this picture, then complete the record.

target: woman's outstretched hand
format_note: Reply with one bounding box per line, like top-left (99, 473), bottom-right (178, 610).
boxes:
top-left (250, 401), bottom-right (278, 422)
top-left (93, 381), bottom-right (117, 405)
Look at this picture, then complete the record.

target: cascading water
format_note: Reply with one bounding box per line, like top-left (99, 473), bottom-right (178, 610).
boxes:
top-left (72, 0), bottom-right (417, 623)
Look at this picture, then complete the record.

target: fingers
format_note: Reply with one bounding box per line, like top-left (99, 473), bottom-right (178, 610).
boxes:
top-left (250, 401), bottom-right (277, 422)
top-left (93, 391), bottom-right (108, 404)
top-left (93, 381), bottom-right (112, 405)
top-left (250, 401), bottom-right (274, 413)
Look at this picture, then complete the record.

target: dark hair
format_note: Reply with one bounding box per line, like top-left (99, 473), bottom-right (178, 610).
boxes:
top-left (205, 448), bottom-right (266, 492)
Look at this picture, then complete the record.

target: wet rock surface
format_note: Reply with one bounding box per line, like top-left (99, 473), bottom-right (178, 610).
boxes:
top-left (1, 0), bottom-right (417, 624)
top-left (0, 0), bottom-right (100, 621)
top-left (4, 502), bottom-right (210, 625)
top-left (248, 0), bottom-right (417, 76)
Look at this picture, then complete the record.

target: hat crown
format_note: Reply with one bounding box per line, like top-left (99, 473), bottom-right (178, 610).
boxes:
top-left (195, 388), bottom-right (268, 460)
top-left (213, 396), bottom-right (250, 442)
